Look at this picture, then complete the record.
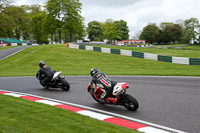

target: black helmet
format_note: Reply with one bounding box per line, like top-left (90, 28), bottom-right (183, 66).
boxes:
top-left (39, 61), bottom-right (45, 68)
top-left (90, 68), bottom-right (99, 77)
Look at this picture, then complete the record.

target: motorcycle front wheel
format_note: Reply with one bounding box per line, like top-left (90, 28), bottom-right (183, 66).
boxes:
top-left (122, 94), bottom-right (139, 111)
top-left (59, 78), bottom-right (70, 91)
top-left (39, 81), bottom-right (49, 89)
top-left (90, 89), bottom-right (104, 104)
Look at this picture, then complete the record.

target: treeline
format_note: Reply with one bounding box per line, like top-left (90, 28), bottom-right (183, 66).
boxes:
top-left (0, 0), bottom-right (85, 44)
top-left (87, 18), bottom-right (200, 45)
top-left (87, 19), bottom-right (129, 42)
top-left (139, 18), bottom-right (200, 44)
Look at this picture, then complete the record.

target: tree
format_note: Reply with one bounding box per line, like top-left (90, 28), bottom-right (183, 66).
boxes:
top-left (87, 21), bottom-right (103, 41)
top-left (0, 0), bottom-right (13, 14)
top-left (158, 22), bottom-right (174, 44)
top-left (45, 0), bottom-right (84, 43)
top-left (184, 18), bottom-right (200, 44)
top-left (114, 20), bottom-right (129, 40)
top-left (0, 0), bottom-right (14, 38)
top-left (160, 23), bottom-right (183, 44)
top-left (102, 19), bottom-right (117, 42)
top-left (170, 24), bottom-right (183, 43)
top-left (43, 11), bottom-right (60, 44)
top-left (139, 23), bottom-right (159, 44)
top-left (63, 8), bottom-right (85, 42)
top-left (0, 5), bottom-right (29, 39)
top-left (176, 19), bottom-right (190, 44)
top-left (29, 5), bottom-right (49, 44)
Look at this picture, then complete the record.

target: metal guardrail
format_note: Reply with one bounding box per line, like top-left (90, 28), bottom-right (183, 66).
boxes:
top-left (0, 43), bottom-right (39, 47)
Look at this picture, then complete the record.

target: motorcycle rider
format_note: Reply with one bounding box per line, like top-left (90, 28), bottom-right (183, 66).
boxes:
top-left (89, 68), bottom-right (118, 104)
top-left (36, 61), bottom-right (55, 88)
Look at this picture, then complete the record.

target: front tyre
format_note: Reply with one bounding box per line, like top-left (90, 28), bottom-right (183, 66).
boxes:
top-left (60, 78), bottom-right (70, 91)
top-left (90, 89), bottom-right (104, 104)
top-left (39, 81), bottom-right (49, 89)
top-left (123, 94), bottom-right (139, 111)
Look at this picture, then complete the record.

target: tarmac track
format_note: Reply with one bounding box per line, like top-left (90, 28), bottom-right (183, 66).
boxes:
top-left (0, 46), bottom-right (32, 60)
top-left (0, 76), bottom-right (200, 133)
top-left (1, 46), bottom-right (200, 133)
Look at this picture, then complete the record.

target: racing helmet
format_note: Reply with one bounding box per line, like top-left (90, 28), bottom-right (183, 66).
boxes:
top-left (90, 68), bottom-right (99, 77)
top-left (39, 61), bottom-right (45, 68)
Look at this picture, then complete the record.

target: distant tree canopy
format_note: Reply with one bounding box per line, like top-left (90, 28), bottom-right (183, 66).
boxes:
top-left (87, 21), bottom-right (103, 41)
top-left (139, 18), bottom-right (200, 44)
top-left (87, 19), bottom-right (129, 42)
top-left (114, 20), bottom-right (129, 41)
top-left (0, 0), bottom-right (85, 44)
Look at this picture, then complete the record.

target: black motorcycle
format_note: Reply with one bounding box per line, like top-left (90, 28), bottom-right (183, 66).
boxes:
top-left (36, 71), bottom-right (70, 91)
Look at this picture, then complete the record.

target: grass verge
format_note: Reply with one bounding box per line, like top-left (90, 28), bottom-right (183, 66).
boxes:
top-left (182, 44), bottom-right (200, 50)
top-left (0, 44), bottom-right (200, 76)
top-left (0, 94), bottom-right (138, 133)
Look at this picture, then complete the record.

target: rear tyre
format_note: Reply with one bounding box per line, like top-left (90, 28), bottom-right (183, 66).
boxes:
top-left (123, 94), bottom-right (139, 111)
top-left (60, 78), bottom-right (70, 91)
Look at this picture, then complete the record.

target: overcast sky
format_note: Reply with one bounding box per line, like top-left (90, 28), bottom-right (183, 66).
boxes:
top-left (15, 0), bottom-right (200, 38)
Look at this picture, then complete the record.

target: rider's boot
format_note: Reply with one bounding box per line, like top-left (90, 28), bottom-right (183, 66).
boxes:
top-left (106, 97), bottom-right (117, 104)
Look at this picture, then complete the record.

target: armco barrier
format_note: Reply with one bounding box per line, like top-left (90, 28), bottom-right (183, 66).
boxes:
top-left (67, 43), bottom-right (200, 65)
top-left (1, 42), bottom-right (39, 46)
top-left (158, 55), bottom-right (172, 63)
top-left (9, 43), bottom-right (39, 46)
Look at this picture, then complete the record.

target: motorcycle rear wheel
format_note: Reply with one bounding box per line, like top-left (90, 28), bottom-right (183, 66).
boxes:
top-left (123, 94), bottom-right (139, 111)
top-left (59, 78), bottom-right (70, 91)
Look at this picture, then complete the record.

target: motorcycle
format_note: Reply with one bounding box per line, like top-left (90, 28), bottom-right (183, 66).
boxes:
top-left (36, 71), bottom-right (70, 91)
top-left (87, 82), bottom-right (139, 111)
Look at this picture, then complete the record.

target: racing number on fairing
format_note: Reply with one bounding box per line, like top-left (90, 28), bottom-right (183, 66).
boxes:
top-left (99, 77), bottom-right (111, 87)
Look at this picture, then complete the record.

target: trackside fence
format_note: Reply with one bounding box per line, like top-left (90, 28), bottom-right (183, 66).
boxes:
top-left (67, 43), bottom-right (200, 65)
top-left (0, 43), bottom-right (39, 47)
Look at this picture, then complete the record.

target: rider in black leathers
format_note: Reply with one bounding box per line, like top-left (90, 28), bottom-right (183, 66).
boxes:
top-left (89, 68), bottom-right (117, 103)
top-left (36, 61), bottom-right (55, 88)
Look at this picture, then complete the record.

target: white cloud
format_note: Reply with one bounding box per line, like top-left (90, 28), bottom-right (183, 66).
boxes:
top-left (15, 0), bottom-right (46, 5)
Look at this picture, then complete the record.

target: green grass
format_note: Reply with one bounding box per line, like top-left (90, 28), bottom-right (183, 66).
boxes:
top-left (91, 45), bottom-right (200, 58)
top-left (0, 44), bottom-right (200, 76)
top-left (0, 94), bottom-right (138, 133)
top-left (153, 44), bottom-right (185, 48)
top-left (182, 44), bottom-right (200, 50)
